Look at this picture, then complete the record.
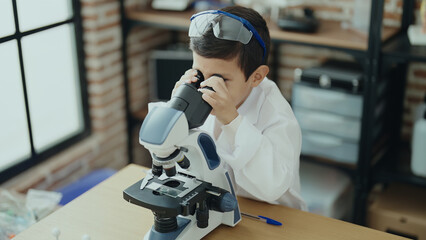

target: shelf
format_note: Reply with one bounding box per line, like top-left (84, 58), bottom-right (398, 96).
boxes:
top-left (374, 144), bottom-right (426, 188)
top-left (268, 21), bottom-right (399, 51)
top-left (382, 33), bottom-right (426, 63)
top-left (376, 163), bottom-right (426, 188)
top-left (126, 8), bottom-right (399, 52)
top-left (126, 8), bottom-right (194, 31)
top-left (300, 155), bottom-right (356, 178)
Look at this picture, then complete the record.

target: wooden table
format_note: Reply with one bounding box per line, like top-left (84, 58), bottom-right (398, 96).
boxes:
top-left (15, 164), bottom-right (407, 240)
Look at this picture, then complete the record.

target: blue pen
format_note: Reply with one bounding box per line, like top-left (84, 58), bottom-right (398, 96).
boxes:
top-left (241, 212), bottom-right (282, 226)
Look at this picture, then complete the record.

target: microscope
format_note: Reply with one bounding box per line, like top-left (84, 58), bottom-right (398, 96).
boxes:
top-left (123, 71), bottom-right (241, 240)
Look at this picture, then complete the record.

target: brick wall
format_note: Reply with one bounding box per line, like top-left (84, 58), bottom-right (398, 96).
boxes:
top-left (126, 27), bottom-right (172, 166)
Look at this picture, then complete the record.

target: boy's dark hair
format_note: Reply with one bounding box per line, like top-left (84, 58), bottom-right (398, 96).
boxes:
top-left (189, 6), bottom-right (270, 80)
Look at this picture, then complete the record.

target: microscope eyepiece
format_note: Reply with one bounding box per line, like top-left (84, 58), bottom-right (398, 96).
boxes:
top-left (192, 70), bottom-right (214, 92)
top-left (167, 70), bottom-right (212, 129)
top-left (191, 70), bottom-right (204, 89)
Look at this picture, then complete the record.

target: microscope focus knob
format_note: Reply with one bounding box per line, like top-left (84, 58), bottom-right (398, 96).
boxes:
top-left (196, 201), bottom-right (209, 228)
top-left (218, 193), bottom-right (238, 212)
top-left (208, 191), bottom-right (238, 213)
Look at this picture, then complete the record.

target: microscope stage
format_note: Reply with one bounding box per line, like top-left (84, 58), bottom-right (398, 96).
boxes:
top-left (123, 173), bottom-right (213, 217)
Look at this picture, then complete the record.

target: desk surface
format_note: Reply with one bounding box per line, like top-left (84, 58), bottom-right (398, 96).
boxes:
top-left (126, 8), bottom-right (399, 51)
top-left (15, 164), bottom-right (406, 240)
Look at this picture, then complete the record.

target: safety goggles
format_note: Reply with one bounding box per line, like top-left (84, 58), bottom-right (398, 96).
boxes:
top-left (189, 10), bottom-right (266, 63)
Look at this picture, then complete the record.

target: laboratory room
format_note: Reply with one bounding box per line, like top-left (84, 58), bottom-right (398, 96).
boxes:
top-left (1, 0), bottom-right (426, 239)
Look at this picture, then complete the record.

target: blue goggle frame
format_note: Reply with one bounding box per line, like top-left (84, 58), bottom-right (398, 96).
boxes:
top-left (189, 10), bottom-right (267, 63)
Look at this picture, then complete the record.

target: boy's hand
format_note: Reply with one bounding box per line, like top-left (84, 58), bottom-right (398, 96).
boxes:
top-left (199, 76), bottom-right (238, 125)
top-left (171, 69), bottom-right (199, 97)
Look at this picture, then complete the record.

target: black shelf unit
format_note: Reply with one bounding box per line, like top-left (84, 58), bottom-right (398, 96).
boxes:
top-left (372, 0), bottom-right (426, 188)
top-left (383, 33), bottom-right (426, 62)
top-left (118, 0), bottom-right (424, 225)
top-left (372, 138), bottom-right (426, 187)
top-left (375, 159), bottom-right (426, 188)
top-left (382, 0), bottom-right (426, 63)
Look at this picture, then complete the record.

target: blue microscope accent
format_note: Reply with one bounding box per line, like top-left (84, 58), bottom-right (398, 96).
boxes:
top-left (226, 172), bottom-right (241, 224)
top-left (197, 133), bottom-right (241, 224)
top-left (198, 133), bottom-right (220, 170)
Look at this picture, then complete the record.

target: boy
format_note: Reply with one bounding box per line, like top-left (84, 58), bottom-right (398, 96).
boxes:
top-left (171, 6), bottom-right (306, 210)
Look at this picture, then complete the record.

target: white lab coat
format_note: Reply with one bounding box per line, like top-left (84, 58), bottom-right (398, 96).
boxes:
top-left (199, 78), bottom-right (307, 210)
top-left (148, 78), bottom-right (306, 210)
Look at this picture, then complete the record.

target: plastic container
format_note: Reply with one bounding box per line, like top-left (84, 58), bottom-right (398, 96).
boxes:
top-left (411, 109), bottom-right (426, 178)
top-left (300, 161), bottom-right (353, 220)
top-left (351, 0), bottom-right (371, 34)
top-left (415, 94), bottom-right (426, 122)
top-left (294, 107), bottom-right (361, 141)
top-left (301, 130), bottom-right (358, 164)
top-left (292, 83), bottom-right (363, 118)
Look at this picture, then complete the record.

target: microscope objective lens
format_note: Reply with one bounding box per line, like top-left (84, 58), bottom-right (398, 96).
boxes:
top-left (165, 166), bottom-right (177, 177)
top-left (177, 156), bottom-right (190, 169)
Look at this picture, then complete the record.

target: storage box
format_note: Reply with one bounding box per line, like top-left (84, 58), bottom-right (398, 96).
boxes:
top-left (292, 83), bottom-right (363, 118)
top-left (292, 61), bottom-right (364, 164)
top-left (294, 108), bottom-right (361, 141)
top-left (367, 184), bottom-right (426, 240)
top-left (294, 60), bottom-right (364, 93)
top-left (301, 130), bottom-right (358, 164)
top-left (300, 161), bottom-right (353, 220)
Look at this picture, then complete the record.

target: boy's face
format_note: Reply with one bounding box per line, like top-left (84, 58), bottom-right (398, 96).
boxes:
top-left (192, 52), bottom-right (253, 109)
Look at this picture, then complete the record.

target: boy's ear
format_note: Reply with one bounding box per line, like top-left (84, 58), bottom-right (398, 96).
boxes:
top-left (249, 65), bottom-right (269, 87)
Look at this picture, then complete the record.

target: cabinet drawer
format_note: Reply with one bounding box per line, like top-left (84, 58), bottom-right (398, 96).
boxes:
top-left (294, 108), bottom-right (361, 141)
top-left (292, 83), bottom-right (363, 118)
top-left (301, 131), bottom-right (358, 164)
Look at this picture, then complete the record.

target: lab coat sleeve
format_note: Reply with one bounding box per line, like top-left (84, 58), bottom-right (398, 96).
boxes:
top-left (216, 114), bottom-right (301, 203)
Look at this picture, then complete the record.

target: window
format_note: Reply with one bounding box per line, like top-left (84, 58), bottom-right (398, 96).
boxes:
top-left (0, 0), bottom-right (89, 183)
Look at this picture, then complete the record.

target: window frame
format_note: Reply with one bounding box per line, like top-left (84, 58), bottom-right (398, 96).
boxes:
top-left (0, 0), bottom-right (90, 184)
